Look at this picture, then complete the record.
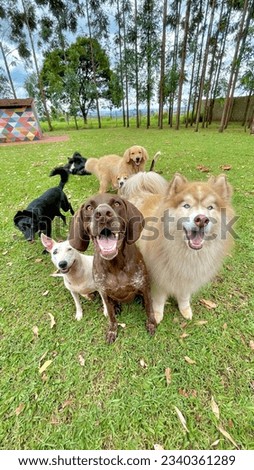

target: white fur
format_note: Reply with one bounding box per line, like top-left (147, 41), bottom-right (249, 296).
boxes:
top-left (41, 235), bottom-right (97, 321)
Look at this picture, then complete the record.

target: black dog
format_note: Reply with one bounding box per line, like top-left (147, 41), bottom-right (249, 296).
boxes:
top-left (14, 168), bottom-right (74, 244)
top-left (52, 151), bottom-right (90, 176)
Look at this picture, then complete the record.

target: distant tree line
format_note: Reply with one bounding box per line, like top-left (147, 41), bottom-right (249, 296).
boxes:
top-left (0, 0), bottom-right (254, 132)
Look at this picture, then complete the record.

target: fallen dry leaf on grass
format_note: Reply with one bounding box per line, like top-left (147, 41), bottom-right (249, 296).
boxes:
top-left (180, 332), bottom-right (189, 339)
top-left (154, 444), bottom-right (164, 450)
top-left (78, 354), bottom-right (85, 366)
top-left (196, 165), bottom-right (210, 172)
top-left (184, 356), bottom-right (196, 365)
top-left (211, 396), bottom-right (220, 420)
top-left (42, 290), bottom-right (49, 297)
top-left (173, 406), bottom-right (189, 433)
top-left (220, 165), bottom-right (232, 171)
top-left (47, 312), bottom-right (56, 329)
top-left (200, 299), bottom-right (217, 309)
top-left (32, 326), bottom-right (39, 338)
top-left (118, 323), bottom-right (126, 328)
top-left (35, 258), bottom-right (43, 263)
top-left (196, 320), bottom-right (208, 325)
top-left (15, 403), bottom-right (25, 416)
top-left (249, 340), bottom-right (254, 350)
top-left (165, 368), bottom-right (171, 385)
top-left (211, 439), bottom-right (220, 447)
top-left (140, 358), bottom-right (147, 368)
top-left (217, 425), bottom-right (239, 449)
top-left (39, 360), bottom-right (52, 374)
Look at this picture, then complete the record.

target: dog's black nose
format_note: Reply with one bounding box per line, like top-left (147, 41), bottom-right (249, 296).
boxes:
top-left (59, 260), bottom-right (68, 269)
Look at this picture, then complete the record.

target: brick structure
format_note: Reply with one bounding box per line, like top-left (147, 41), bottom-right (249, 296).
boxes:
top-left (0, 98), bottom-right (43, 143)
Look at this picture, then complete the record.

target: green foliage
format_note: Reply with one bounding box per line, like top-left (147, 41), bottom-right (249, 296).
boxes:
top-left (0, 124), bottom-right (254, 450)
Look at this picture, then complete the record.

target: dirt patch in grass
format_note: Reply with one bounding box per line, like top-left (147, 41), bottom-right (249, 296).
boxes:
top-left (0, 134), bottom-right (69, 147)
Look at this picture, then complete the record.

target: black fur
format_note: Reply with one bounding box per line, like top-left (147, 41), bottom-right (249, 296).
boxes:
top-left (14, 168), bottom-right (74, 244)
top-left (51, 151), bottom-right (90, 176)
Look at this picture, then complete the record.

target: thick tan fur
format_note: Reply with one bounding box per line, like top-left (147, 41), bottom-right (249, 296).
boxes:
top-left (85, 145), bottom-right (149, 193)
top-left (121, 172), bottom-right (235, 324)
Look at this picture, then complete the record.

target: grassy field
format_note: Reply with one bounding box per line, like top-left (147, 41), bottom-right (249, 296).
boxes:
top-left (0, 122), bottom-right (253, 450)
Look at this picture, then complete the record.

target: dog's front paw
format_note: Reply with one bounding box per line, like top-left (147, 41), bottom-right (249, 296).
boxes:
top-left (106, 329), bottom-right (117, 344)
top-left (146, 320), bottom-right (157, 336)
top-left (180, 306), bottom-right (192, 320)
top-left (75, 312), bottom-right (83, 321)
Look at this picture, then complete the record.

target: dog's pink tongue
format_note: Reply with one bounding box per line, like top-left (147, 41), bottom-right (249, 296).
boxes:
top-left (189, 231), bottom-right (203, 249)
top-left (98, 236), bottom-right (118, 257)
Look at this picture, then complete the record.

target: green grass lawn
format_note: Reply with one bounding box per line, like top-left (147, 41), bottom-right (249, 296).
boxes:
top-left (0, 122), bottom-right (253, 450)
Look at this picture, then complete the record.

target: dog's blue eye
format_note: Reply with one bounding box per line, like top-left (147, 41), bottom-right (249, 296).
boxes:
top-left (183, 203), bottom-right (190, 209)
top-left (53, 249), bottom-right (58, 255)
top-left (207, 205), bottom-right (214, 210)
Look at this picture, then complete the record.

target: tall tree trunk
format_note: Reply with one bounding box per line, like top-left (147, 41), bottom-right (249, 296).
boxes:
top-left (116, 0), bottom-right (126, 127)
top-left (122, 2), bottom-right (130, 127)
top-left (195, 0), bottom-right (216, 132)
top-left (0, 41), bottom-right (17, 98)
top-left (85, 0), bottom-right (101, 129)
top-left (219, 0), bottom-right (250, 132)
top-left (158, 0), bottom-right (167, 129)
top-left (175, 0), bottom-right (191, 130)
top-left (168, 0), bottom-right (181, 127)
top-left (134, 0), bottom-right (140, 128)
top-left (21, 0), bottom-right (52, 131)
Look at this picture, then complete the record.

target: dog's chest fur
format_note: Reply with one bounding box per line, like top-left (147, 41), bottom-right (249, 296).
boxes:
top-left (93, 255), bottom-right (147, 302)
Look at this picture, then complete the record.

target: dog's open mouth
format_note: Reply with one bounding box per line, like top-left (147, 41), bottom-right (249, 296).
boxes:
top-left (184, 228), bottom-right (205, 250)
top-left (95, 228), bottom-right (119, 260)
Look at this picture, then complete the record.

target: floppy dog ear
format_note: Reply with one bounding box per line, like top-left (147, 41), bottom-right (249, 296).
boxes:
top-left (123, 148), bottom-right (131, 163)
top-left (208, 174), bottom-right (233, 202)
top-left (68, 205), bottom-right (90, 251)
top-left (167, 173), bottom-right (188, 197)
top-left (14, 210), bottom-right (35, 225)
top-left (123, 199), bottom-right (144, 244)
top-left (141, 147), bottom-right (148, 162)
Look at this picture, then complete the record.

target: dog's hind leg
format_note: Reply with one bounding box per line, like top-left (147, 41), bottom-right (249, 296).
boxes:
top-left (70, 291), bottom-right (83, 320)
top-left (141, 287), bottom-right (157, 335)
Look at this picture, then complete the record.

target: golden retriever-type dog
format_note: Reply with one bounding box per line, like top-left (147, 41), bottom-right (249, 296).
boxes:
top-left (84, 145), bottom-right (149, 193)
top-left (121, 172), bottom-right (235, 324)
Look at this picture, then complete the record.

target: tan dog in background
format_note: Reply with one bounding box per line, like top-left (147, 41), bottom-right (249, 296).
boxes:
top-left (85, 145), bottom-right (149, 193)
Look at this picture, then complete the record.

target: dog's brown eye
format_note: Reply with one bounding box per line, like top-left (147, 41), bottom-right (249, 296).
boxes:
top-left (86, 205), bottom-right (93, 211)
top-left (67, 247), bottom-right (72, 251)
top-left (114, 201), bottom-right (120, 207)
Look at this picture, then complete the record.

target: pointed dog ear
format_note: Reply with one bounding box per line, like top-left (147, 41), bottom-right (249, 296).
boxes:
top-left (68, 205), bottom-right (90, 251)
top-left (166, 173), bottom-right (188, 197)
top-left (123, 199), bottom-right (144, 245)
top-left (14, 210), bottom-right (35, 225)
top-left (208, 174), bottom-right (233, 202)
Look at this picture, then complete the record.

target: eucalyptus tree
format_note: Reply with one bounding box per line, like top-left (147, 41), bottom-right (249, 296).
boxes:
top-left (0, 66), bottom-right (13, 98)
top-left (158, 0), bottom-right (168, 129)
top-left (175, 0), bottom-right (191, 130)
top-left (219, 0), bottom-right (254, 132)
top-left (166, 0), bottom-right (182, 127)
top-left (194, 0), bottom-right (217, 132)
top-left (138, 0), bottom-right (161, 128)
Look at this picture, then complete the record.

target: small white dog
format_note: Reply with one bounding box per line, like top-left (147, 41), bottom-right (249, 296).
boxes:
top-left (41, 234), bottom-right (97, 321)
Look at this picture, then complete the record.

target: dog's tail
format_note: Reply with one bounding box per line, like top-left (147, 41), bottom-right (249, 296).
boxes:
top-left (149, 151), bottom-right (161, 172)
top-left (49, 167), bottom-right (69, 189)
top-left (84, 158), bottom-right (98, 175)
top-left (121, 171), bottom-right (168, 199)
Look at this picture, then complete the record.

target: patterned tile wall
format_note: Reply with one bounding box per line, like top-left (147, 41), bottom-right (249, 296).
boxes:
top-left (0, 106), bottom-right (43, 142)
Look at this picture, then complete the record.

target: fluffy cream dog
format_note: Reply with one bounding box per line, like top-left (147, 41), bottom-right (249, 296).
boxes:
top-left (121, 172), bottom-right (235, 324)
top-left (85, 145), bottom-right (149, 193)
